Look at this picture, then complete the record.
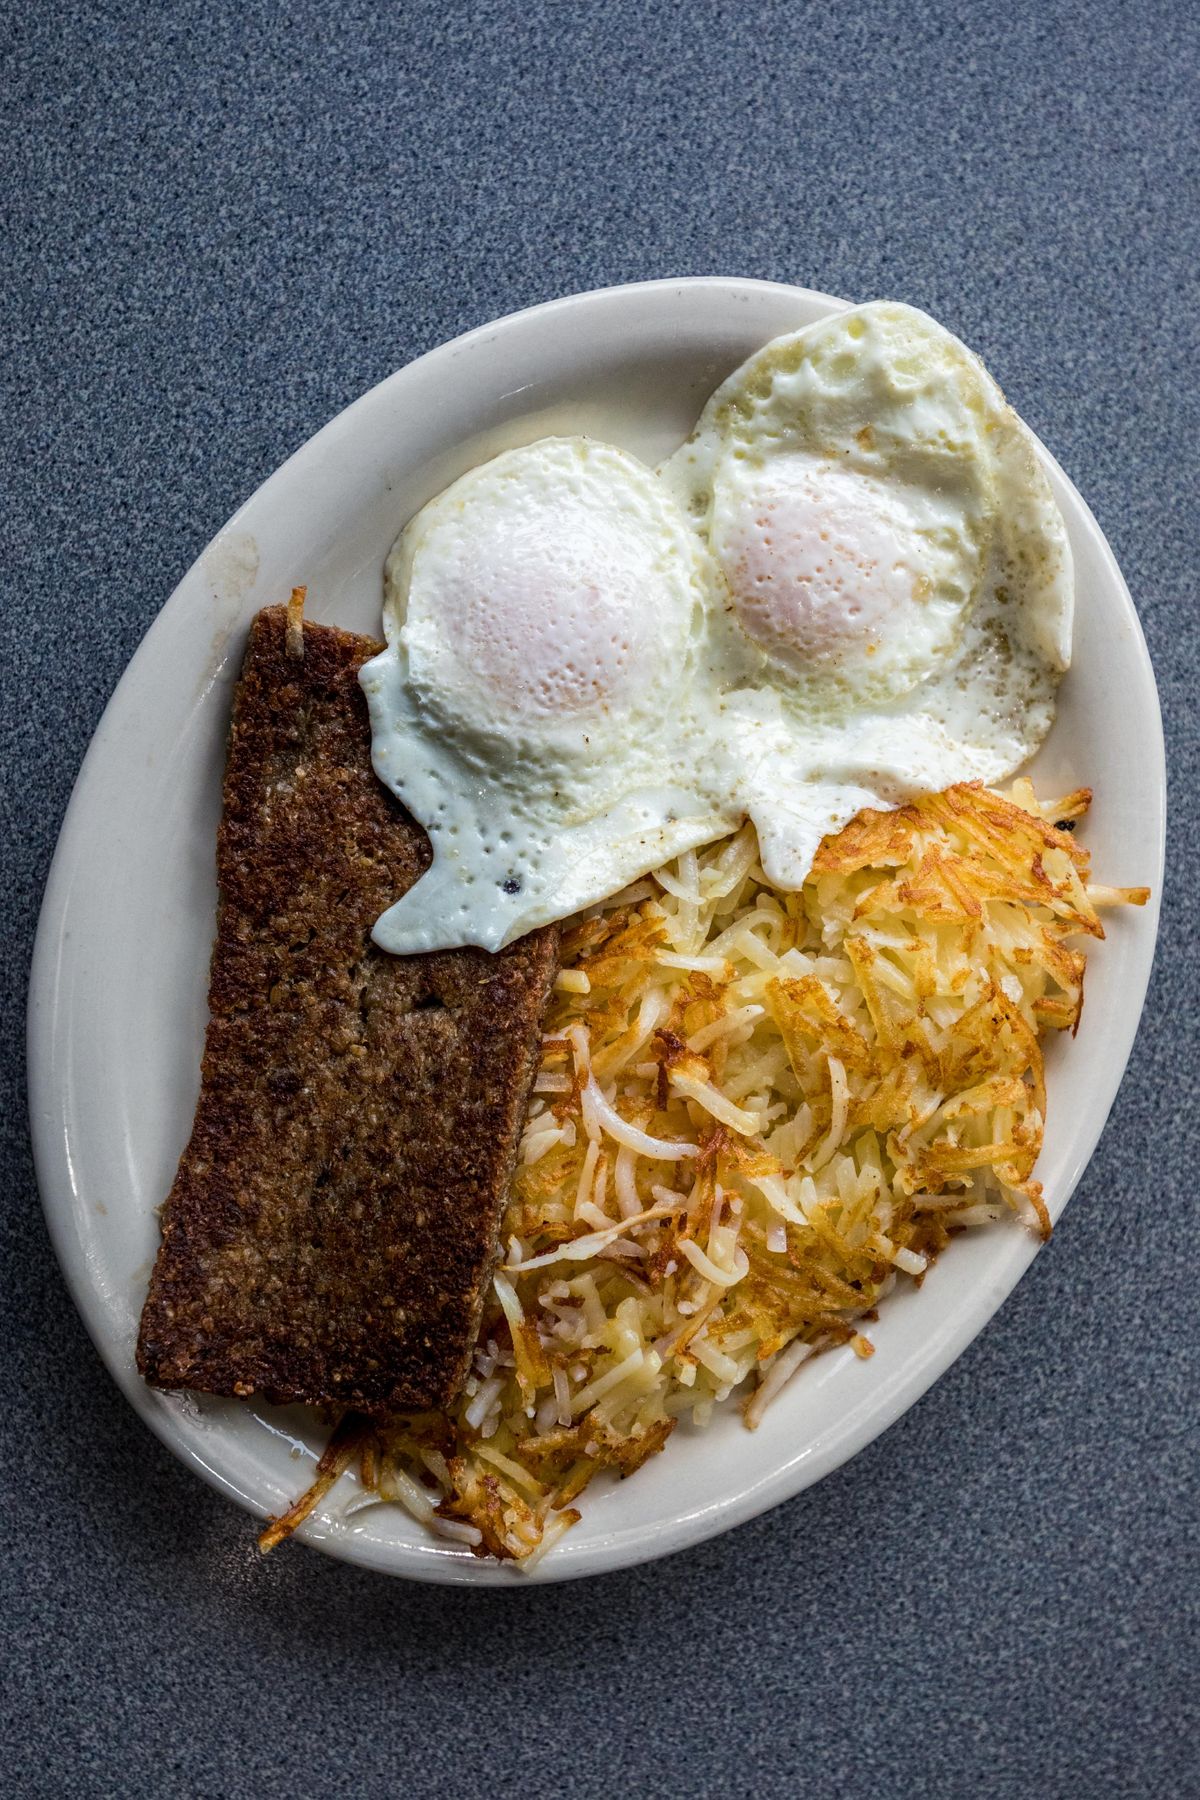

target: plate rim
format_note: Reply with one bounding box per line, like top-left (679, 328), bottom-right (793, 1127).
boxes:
top-left (27, 275), bottom-right (1166, 1585)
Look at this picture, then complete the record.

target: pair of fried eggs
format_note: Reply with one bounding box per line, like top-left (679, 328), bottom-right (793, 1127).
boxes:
top-left (360, 302), bottom-right (1073, 954)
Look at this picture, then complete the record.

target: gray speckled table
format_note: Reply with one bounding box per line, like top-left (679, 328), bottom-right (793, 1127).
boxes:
top-left (4, 2), bottom-right (1198, 1795)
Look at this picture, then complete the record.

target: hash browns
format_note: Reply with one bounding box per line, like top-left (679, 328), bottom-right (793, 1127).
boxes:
top-left (263, 780), bottom-right (1146, 1561)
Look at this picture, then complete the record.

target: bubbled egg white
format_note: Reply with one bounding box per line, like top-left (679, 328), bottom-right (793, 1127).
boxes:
top-left (661, 300), bottom-right (1074, 888)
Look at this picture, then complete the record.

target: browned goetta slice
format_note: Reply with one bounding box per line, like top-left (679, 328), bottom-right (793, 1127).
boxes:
top-left (136, 604), bottom-right (558, 1413)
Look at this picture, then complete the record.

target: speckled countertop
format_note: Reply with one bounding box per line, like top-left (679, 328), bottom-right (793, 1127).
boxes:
top-left (4, 3), bottom-right (1198, 1794)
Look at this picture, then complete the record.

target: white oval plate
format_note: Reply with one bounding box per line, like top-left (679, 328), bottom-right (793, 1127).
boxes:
top-left (28, 279), bottom-right (1164, 1585)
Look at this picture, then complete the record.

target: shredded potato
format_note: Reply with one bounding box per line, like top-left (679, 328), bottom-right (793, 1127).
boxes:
top-left (261, 781), bottom-right (1147, 1563)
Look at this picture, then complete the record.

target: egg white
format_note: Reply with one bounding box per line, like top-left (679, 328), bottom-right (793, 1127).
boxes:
top-left (363, 305), bottom-right (1074, 951)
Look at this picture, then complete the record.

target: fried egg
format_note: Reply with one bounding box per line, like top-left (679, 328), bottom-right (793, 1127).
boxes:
top-left (363, 303), bottom-right (1073, 951)
top-left (360, 438), bottom-right (739, 953)
top-left (661, 300), bottom-right (1073, 887)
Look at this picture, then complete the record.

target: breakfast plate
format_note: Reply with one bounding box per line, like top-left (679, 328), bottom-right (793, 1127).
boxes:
top-left (27, 278), bottom-right (1165, 1584)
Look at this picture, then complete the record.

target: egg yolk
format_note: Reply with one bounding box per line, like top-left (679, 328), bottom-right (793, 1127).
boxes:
top-left (429, 517), bottom-right (653, 721)
top-left (720, 463), bottom-right (926, 675)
